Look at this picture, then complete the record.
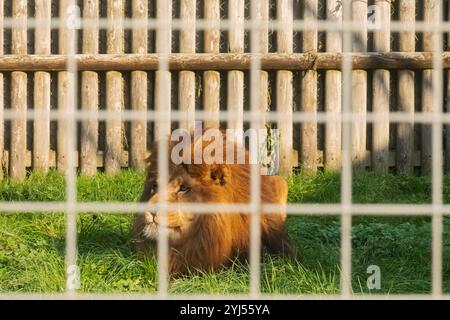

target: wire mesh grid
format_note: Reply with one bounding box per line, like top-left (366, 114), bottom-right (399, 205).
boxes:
top-left (0, 0), bottom-right (448, 299)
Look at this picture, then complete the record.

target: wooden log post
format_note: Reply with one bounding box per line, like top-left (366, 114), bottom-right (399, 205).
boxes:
top-left (10, 0), bottom-right (27, 180)
top-left (372, 0), bottom-right (390, 173)
top-left (0, 0), bottom-right (4, 179)
top-left (203, 0), bottom-right (220, 129)
top-left (397, 0), bottom-right (415, 174)
top-left (227, 0), bottom-right (244, 139)
top-left (0, 52), bottom-right (448, 72)
top-left (446, 2), bottom-right (450, 173)
top-left (254, 0), bottom-right (269, 132)
top-left (351, 0), bottom-right (367, 173)
top-left (421, 0), bottom-right (433, 175)
top-left (154, 0), bottom-right (172, 139)
top-left (105, 0), bottom-right (124, 173)
top-left (33, 1), bottom-right (51, 172)
top-left (34, 0), bottom-right (51, 172)
top-left (130, 0), bottom-right (148, 169)
top-left (301, 0), bottom-right (318, 172)
top-left (57, 0), bottom-right (75, 173)
top-left (277, 0), bottom-right (293, 176)
top-left (325, 0), bottom-right (342, 170)
top-left (179, 0), bottom-right (196, 133)
top-left (80, 0), bottom-right (99, 176)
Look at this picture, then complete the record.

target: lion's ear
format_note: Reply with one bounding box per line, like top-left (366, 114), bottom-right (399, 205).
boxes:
top-left (210, 165), bottom-right (228, 186)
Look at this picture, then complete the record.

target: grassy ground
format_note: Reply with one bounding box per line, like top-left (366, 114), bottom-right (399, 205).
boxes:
top-left (1, 170), bottom-right (449, 295)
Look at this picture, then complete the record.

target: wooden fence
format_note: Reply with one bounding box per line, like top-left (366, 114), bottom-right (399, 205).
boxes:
top-left (0, 0), bottom-right (449, 180)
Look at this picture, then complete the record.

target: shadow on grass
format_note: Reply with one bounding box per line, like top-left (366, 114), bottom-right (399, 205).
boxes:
top-left (2, 170), bottom-right (450, 294)
top-left (75, 214), bottom-right (158, 292)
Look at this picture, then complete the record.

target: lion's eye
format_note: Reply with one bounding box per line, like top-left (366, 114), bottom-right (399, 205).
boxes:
top-left (178, 184), bottom-right (190, 193)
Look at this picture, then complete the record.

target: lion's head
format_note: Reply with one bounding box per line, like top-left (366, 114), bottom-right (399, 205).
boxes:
top-left (132, 128), bottom-right (293, 275)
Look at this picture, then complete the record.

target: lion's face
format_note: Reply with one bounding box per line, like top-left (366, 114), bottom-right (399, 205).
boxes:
top-left (132, 129), bottom-right (293, 275)
top-left (137, 163), bottom-right (229, 242)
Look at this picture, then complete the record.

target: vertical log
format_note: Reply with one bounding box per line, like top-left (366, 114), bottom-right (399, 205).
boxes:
top-left (300, 0), bottom-right (318, 172)
top-left (227, 0), bottom-right (244, 140)
top-left (397, 0), bottom-right (415, 174)
top-left (105, 0), bottom-right (124, 173)
top-left (203, 0), bottom-right (220, 129)
top-left (372, 0), bottom-right (390, 172)
top-left (179, 0), bottom-right (195, 133)
top-left (351, 0), bottom-right (367, 173)
top-left (130, 0), bottom-right (148, 169)
top-left (277, 0), bottom-right (293, 176)
top-left (255, 0), bottom-right (269, 132)
top-left (0, 0), bottom-right (4, 179)
top-left (11, 0), bottom-right (27, 180)
top-left (57, 0), bottom-right (75, 173)
top-left (33, 0), bottom-right (51, 172)
top-left (80, 0), bottom-right (99, 175)
top-left (325, 0), bottom-right (342, 170)
top-left (445, 2), bottom-right (450, 173)
top-left (154, 0), bottom-right (172, 139)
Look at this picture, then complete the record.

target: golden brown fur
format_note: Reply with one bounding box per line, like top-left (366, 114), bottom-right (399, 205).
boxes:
top-left (132, 129), bottom-right (294, 275)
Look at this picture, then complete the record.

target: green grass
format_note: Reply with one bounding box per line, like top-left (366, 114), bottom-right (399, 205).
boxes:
top-left (1, 170), bottom-right (450, 295)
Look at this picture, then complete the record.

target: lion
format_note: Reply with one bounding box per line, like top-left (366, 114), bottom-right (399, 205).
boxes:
top-left (132, 128), bottom-right (294, 276)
